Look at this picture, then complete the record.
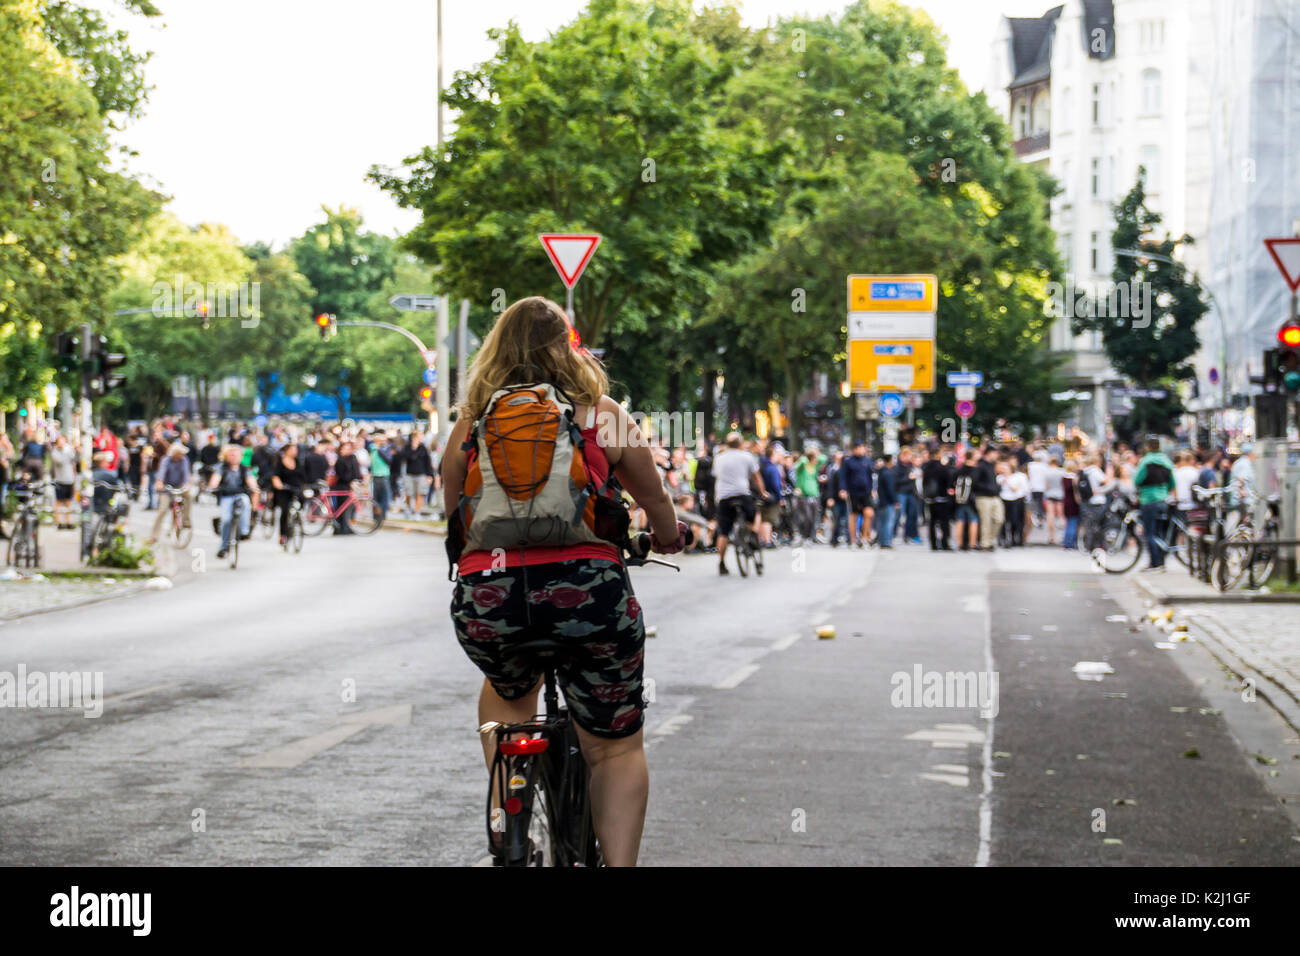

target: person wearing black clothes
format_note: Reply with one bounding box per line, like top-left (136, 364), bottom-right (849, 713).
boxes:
top-left (839, 441), bottom-right (875, 548)
top-left (693, 442), bottom-right (715, 521)
top-left (922, 450), bottom-right (955, 550)
top-left (302, 440), bottom-right (330, 486)
top-left (402, 434), bottom-right (434, 517)
top-left (875, 454), bottom-right (899, 548)
top-left (953, 451), bottom-right (980, 551)
top-left (198, 435), bottom-right (221, 488)
top-left (823, 450), bottom-right (847, 546)
top-left (332, 440), bottom-right (362, 535)
top-left (271, 444), bottom-right (307, 544)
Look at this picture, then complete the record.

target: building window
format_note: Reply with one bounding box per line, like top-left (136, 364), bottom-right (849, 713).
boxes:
top-left (1139, 19), bottom-right (1166, 52)
top-left (1090, 232), bottom-right (1100, 272)
top-left (1032, 89), bottom-right (1051, 134)
top-left (1060, 159), bottom-right (1071, 202)
top-left (1108, 156), bottom-right (1115, 199)
top-left (1060, 233), bottom-right (1073, 272)
top-left (1140, 145), bottom-right (1161, 193)
top-left (1091, 83), bottom-right (1101, 125)
top-left (1110, 79), bottom-right (1118, 122)
top-left (1142, 69), bottom-right (1162, 114)
top-left (1016, 98), bottom-right (1029, 137)
top-left (1091, 158), bottom-right (1100, 197)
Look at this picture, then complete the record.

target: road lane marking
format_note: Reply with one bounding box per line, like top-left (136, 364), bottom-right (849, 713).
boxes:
top-left (650, 714), bottom-right (693, 737)
top-left (920, 772), bottom-right (970, 787)
top-left (714, 664), bottom-right (759, 690)
top-left (931, 763), bottom-right (968, 775)
top-left (102, 682), bottom-right (180, 705)
top-left (770, 632), bottom-right (801, 651)
top-left (236, 703), bottom-right (413, 769)
top-left (977, 585), bottom-right (995, 867)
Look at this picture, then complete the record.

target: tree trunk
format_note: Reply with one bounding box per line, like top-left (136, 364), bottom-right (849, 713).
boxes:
top-left (667, 367), bottom-right (681, 417)
top-left (701, 368), bottom-right (715, 444)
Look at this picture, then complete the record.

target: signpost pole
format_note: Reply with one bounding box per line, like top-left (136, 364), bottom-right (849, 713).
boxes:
top-left (457, 298), bottom-right (469, 405)
top-left (566, 286), bottom-right (574, 323)
top-left (435, 296), bottom-right (450, 444)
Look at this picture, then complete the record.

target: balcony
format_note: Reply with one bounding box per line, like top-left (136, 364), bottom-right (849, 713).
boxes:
top-left (1013, 131), bottom-right (1050, 157)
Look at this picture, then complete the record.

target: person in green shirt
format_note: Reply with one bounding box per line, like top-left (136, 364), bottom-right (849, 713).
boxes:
top-left (792, 447), bottom-right (826, 541)
top-left (1133, 437), bottom-right (1176, 571)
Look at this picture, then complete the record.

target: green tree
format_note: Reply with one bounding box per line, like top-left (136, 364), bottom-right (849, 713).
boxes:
top-left (1072, 169), bottom-right (1206, 440)
top-left (0, 0), bottom-right (161, 415)
top-left (369, 0), bottom-right (775, 365)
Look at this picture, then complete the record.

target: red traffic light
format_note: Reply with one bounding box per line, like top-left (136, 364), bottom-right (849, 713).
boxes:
top-left (419, 386), bottom-right (433, 400)
top-left (315, 313), bottom-right (330, 328)
top-left (567, 324), bottom-right (581, 349)
top-left (1278, 323), bottom-right (1300, 348)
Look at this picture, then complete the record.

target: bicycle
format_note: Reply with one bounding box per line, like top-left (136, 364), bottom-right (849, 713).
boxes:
top-left (1215, 489), bottom-right (1280, 591)
top-left (82, 481), bottom-right (130, 565)
top-left (282, 488), bottom-right (309, 554)
top-left (302, 481), bottom-right (383, 537)
top-left (211, 494), bottom-right (251, 569)
top-left (5, 483), bottom-right (49, 569)
top-left (480, 532), bottom-right (677, 867)
top-left (162, 485), bottom-right (193, 549)
top-left (256, 490), bottom-right (277, 540)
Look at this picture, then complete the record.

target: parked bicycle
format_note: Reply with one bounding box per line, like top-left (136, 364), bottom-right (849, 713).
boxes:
top-left (5, 482), bottom-right (50, 569)
top-left (480, 532), bottom-right (677, 867)
top-left (301, 481), bottom-right (383, 536)
top-left (1215, 489), bottom-right (1280, 591)
top-left (82, 481), bottom-right (130, 565)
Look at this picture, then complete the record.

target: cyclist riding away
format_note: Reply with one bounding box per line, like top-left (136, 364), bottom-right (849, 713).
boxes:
top-left (211, 444), bottom-right (259, 559)
top-left (441, 296), bottom-right (685, 868)
top-left (712, 431), bottom-right (762, 575)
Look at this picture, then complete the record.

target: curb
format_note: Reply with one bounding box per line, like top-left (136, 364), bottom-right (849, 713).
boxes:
top-left (0, 582), bottom-right (150, 623)
top-left (381, 521), bottom-right (445, 537)
top-left (1131, 574), bottom-right (1300, 605)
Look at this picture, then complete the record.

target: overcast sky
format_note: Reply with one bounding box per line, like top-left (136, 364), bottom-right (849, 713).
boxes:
top-left (100, 0), bottom-right (1050, 247)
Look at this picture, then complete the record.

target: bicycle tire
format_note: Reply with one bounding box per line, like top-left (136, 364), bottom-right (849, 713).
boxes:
top-left (172, 510), bottom-right (193, 549)
top-left (290, 512), bottom-right (304, 553)
top-left (302, 498), bottom-right (331, 537)
top-left (1248, 521), bottom-right (1278, 588)
top-left (1166, 522), bottom-right (1191, 570)
top-left (495, 754), bottom-right (559, 867)
top-left (735, 533), bottom-right (751, 577)
top-left (1094, 519), bottom-right (1141, 573)
top-left (259, 504), bottom-right (276, 540)
top-left (752, 532), bottom-right (765, 576)
top-left (347, 496), bottom-right (382, 535)
top-left (1215, 527), bottom-right (1253, 591)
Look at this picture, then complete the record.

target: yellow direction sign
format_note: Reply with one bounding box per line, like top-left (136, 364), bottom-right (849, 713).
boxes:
top-left (846, 274), bottom-right (938, 394)
top-left (848, 340), bottom-right (935, 392)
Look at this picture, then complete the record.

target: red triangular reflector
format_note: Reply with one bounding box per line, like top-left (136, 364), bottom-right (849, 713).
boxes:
top-left (539, 234), bottom-right (601, 289)
top-left (1264, 238), bottom-right (1300, 292)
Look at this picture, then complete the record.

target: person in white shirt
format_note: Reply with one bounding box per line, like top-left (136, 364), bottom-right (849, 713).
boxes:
top-left (1027, 450), bottom-right (1048, 528)
top-left (999, 461), bottom-right (1030, 546)
top-left (1173, 451), bottom-right (1200, 514)
top-left (1042, 457), bottom-right (1065, 545)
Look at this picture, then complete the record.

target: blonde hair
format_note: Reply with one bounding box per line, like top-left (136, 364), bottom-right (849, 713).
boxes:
top-left (458, 296), bottom-right (608, 422)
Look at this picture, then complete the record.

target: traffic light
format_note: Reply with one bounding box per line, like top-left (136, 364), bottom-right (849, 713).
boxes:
top-left (315, 313), bottom-right (337, 340)
top-left (418, 385), bottom-right (434, 412)
top-left (197, 301), bottom-right (210, 330)
top-left (86, 334), bottom-right (127, 398)
top-left (53, 331), bottom-right (80, 374)
top-left (1276, 320), bottom-right (1300, 394)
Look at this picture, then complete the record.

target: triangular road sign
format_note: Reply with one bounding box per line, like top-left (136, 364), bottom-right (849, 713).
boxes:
top-left (539, 234), bottom-right (601, 289)
top-left (1264, 237), bottom-right (1300, 292)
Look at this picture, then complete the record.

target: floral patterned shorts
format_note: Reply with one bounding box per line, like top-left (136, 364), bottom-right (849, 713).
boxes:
top-left (451, 559), bottom-right (646, 738)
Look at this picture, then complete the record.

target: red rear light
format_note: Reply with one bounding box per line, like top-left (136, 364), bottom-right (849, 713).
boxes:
top-left (504, 797), bottom-right (523, 815)
top-left (499, 737), bottom-right (548, 756)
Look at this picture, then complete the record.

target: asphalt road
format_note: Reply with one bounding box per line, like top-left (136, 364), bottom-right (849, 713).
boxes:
top-left (2, 512), bottom-right (1297, 866)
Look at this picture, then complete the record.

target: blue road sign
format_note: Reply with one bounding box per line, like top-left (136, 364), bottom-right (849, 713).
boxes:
top-left (423, 367), bottom-right (438, 386)
top-left (870, 281), bottom-right (926, 302)
top-left (878, 392), bottom-right (905, 418)
top-left (946, 371), bottom-right (984, 387)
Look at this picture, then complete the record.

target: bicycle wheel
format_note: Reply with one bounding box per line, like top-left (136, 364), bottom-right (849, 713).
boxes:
top-left (347, 496), bottom-right (382, 535)
top-left (734, 532), bottom-right (752, 577)
top-left (752, 531), bottom-right (765, 576)
top-left (259, 502), bottom-right (276, 539)
top-left (1215, 527), bottom-right (1253, 591)
top-left (290, 512), bottom-right (304, 553)
top-left (229, 531), bottom-right (239, 570)
top-left (172, 508), bottom-right (193, 549)
top-left (494, 754), bottom-right (559, 867)
top-left (1092, 519), bottom-right (1141, 573)
top-left (302, 497), bottom-right (331, 536)
top-left (1248, 521), bottom-right (1278, 588)
top-left (1166, 522), bottom-right (1191, 569)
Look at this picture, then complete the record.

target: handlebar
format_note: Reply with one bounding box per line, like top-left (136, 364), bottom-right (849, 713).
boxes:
top-left (623, 531), bottom-right (680, 571)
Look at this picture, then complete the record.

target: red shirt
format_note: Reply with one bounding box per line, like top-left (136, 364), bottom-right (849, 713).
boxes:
top-left (456, 416), bottom-right (620, 574)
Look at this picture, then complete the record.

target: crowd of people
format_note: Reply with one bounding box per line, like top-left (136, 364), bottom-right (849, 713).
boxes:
top-left (638, 431), bottom-right (1261, 575)
top-left (1, 418), bottom-right (448, 552)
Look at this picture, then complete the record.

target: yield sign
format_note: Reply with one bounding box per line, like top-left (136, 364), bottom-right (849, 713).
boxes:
top-left (539, 234), bottom-right (601, 289)
top-left (1264, 238), bottom-right (1300, 292)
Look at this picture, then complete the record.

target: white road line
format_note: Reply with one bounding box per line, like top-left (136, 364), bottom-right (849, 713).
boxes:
top-left (236, 703), bottom-right (412, 769)
top-left (810, 610), bottom-right (831, 626)
top-left (102, 682), bottom-right (180, 705)
top-left (919, 772), bottom-right (970, 787)
top-left (714, 664), bottom-right (760, 690)
top-left (650, 714), bottom-right (693, 737)
top-left (770, 632), bottom-right (802, 651)
top-left (931, 763), bottom-right (969, 775)
top-left (977, 586), bottom-right (996, 867)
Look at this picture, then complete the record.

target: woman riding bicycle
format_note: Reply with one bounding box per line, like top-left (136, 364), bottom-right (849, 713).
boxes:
top-left (441, 296), bottom-right (684, 867)
top-left (271, 442), bottom-right (307, 547)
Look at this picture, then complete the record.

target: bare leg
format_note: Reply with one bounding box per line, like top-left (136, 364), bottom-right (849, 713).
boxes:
top-left (574, 725), bottom-right (648, 867)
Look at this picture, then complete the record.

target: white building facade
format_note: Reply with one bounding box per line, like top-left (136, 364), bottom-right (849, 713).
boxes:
top-left (989, 0), bottom-right (1300, 445)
